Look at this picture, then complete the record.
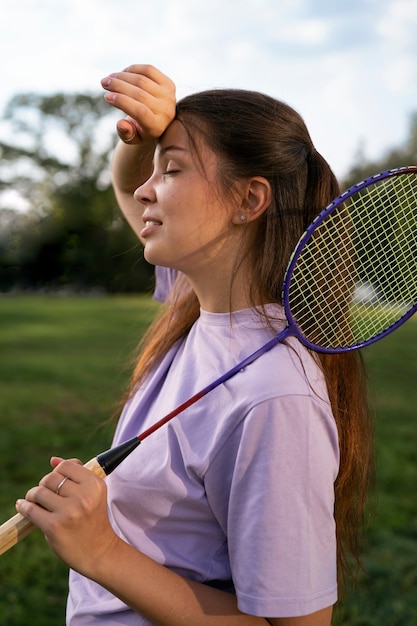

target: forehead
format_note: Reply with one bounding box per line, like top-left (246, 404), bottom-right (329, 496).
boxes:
top-left (156, 120), bottom-right (191, 156)
top-left (156, 119), bottom-right (219, 174)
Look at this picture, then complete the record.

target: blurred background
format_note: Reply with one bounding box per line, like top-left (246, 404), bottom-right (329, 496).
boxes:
top-left (0, 0), bottom-right (416, 294)
top-left (0, 1), bottom-right (416, 624)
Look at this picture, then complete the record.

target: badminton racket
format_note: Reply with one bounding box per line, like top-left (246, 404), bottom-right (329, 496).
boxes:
top-left (1, 165), bottom-right (416, 555)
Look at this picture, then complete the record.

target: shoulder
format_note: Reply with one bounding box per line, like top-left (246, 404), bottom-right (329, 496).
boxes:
top-left (187, 304), bottom-right (331, 417)
top-left (228, 336), bottom-right (329, 411)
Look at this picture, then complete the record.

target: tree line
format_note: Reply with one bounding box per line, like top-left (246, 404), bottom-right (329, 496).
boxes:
top-left (0, 92), bottom-right (153, 293)
top-left (0, 91), bottom-right (416, 293)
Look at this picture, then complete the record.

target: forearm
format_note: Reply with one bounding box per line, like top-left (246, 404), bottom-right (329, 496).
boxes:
top-left (91, 536), bottom-right (269, 626)
top-left (112, 137), bottom-right (156, 197)
top-left (111, 138), bottom-right (156, 237)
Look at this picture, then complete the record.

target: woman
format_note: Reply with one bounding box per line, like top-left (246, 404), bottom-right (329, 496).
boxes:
top-left (16, 65), bottom-right (373, 625)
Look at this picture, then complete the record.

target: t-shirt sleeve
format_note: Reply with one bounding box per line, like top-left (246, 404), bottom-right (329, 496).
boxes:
top-left (204, 393), bottom-right (339, 618)
top-left (152, 266), bottom-right (178, 303)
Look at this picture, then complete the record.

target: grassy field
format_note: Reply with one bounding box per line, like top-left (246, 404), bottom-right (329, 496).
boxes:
top-left (0, 295), bottom-right (416, 625)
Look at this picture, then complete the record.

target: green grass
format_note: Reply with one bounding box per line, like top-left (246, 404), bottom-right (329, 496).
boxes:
top-left (0, 295), bottom-right (159, 625)
top-left (0, 296), bottom-right (416, 625)
top-left (334, 316), bottom-right (417, 625)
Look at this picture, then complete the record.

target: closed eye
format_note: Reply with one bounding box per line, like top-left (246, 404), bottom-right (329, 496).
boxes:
top-left (163, 168), bottom-right (180, 175)
top-left (162, 158), bottom-right (181, 176)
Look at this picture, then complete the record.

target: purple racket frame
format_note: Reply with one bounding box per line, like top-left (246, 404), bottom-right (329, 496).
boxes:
top-left (282, 165), bottom-right (417, 354)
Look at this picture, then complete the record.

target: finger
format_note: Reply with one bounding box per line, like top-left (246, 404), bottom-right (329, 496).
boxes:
top-left (116, 118), bottom-right (142, 144)
top-left (16, 496), bottom-right (51, 527)
top-left (58, 458), bottom-right (83, 467)
top-left (102, 75), bottom-right (165, 116)
top-left (104, 93), bottom-right (170, 139)
top-left (101, 66), bottom-right (174, 107)
top-left (53, 459), bottom-right (104, 491)
top-left (39, 470), bottom-right (71, 497)
top-left (40, 459), bottom-right (85, 492)
top-left (101, 67), bottom-right (175, 131)
top-left (101, 81), bottom-right (152, 121)
top-left (50, 456), bottom-right (65, 469)
top-left (121, 64), bottom-right (175, 93)
top-left (23, 483), bottom-right (59, 512)
top-left (16, 480), bottom-right (73, 532)
top-left (30, 457), bottom-right (102, 506)
top-left (106, 70), bottom-right (168, 100)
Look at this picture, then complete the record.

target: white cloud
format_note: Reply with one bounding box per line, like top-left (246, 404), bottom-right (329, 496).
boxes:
top-left (0, 0), bottom-right (416, 179)
top-left (375, 0), bottom-right (417, 95)
top-left (377, 0), bottom-right (417, 43)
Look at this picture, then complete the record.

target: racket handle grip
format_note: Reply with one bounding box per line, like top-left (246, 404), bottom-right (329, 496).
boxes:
top-left (0, 456), bottom-right (106, 556)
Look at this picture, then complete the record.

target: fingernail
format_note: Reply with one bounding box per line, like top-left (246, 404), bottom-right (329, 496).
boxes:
top-left (101, 77), bottom-right (111, 88)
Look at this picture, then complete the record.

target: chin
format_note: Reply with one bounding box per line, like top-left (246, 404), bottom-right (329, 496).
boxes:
top-left (144, 249), bottom-right (172, 269)
top-left (144, 247), bottom-right (162, 265)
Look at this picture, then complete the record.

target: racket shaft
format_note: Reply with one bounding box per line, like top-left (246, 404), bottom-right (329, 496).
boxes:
top-left (1, 333), bottom-right (288, 555)
top-left (0, 331), bottom-right (282, 556)
top-left (0, 457), bottom-right (106, 556)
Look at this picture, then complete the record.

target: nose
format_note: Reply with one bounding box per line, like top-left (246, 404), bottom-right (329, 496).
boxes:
top-left (134, 176), bottom-right (156, 204)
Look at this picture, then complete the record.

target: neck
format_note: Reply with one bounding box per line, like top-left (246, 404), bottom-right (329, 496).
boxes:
top-left (175, 225), bottom-right (263, 312)
top-left (185, 263), bottom-right (260, 313)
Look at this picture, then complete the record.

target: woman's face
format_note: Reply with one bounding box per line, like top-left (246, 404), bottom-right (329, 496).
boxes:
top-left (134, 121), bottom-right (241, 280)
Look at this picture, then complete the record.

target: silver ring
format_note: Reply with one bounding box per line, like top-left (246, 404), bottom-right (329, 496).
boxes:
top-left (124, 133), bottom-right (136, 143)
top-left (55, 476), bottom-right (69, 496)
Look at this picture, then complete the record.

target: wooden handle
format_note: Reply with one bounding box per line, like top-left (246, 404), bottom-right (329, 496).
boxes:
top-left (0, 512), bottom-right (35, 555)
top-left (83, 457), bottom-right (107, 479)
top-left (0, 457), bottom-right (106, 556)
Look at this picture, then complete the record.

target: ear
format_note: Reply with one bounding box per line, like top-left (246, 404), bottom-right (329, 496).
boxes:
top-left (232, 176), bottom-right (271, 224)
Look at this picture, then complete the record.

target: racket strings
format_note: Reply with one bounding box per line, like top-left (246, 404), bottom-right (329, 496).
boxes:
top-left (289, 172), bottom-right (417, 349)
top-left (356, 179), bottom-right (415, 301)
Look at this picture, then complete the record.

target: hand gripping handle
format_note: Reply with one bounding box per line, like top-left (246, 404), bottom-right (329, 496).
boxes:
top-left (0, 457), bottom-right (106, 556)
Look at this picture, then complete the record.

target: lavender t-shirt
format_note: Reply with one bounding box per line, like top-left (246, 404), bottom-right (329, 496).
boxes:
top-left (67, 306), bottom-right (339, 624)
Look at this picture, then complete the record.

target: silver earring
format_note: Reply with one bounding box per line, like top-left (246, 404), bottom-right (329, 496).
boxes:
top-left (239, 214), bottom-right (246, 221)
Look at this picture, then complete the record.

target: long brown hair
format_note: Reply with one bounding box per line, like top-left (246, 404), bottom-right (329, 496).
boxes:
top-left (125, 89), bottom-right (373, 593)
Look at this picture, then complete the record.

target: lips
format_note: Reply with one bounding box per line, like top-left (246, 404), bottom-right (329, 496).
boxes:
top-left (140, 217), bottom-right (162, 239)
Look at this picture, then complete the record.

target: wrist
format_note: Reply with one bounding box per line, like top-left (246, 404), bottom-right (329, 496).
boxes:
top-left (80, 532), bottom-right (125, 583)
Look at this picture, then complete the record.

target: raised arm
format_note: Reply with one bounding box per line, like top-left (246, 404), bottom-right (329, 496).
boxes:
top-left (101, 64), bottom-right (176, 238)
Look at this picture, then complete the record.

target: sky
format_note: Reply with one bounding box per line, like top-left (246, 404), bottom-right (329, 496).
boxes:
top-left (0, 0), bottom-right (416, 181)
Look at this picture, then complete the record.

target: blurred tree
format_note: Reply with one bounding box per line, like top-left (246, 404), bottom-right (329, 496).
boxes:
top-left (340, 112), bottom-right (417, 303)
top-left (0, 92), bottom-right (154, 292)
top-left (341, 112), bottom-right (417, 188)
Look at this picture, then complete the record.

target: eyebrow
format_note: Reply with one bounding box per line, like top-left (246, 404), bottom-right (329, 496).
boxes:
top-left (157, 144), bottom-right (188, 156)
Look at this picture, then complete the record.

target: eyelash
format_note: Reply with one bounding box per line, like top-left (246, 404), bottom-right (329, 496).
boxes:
top-left (163, 168), bottom-right (180, 176)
